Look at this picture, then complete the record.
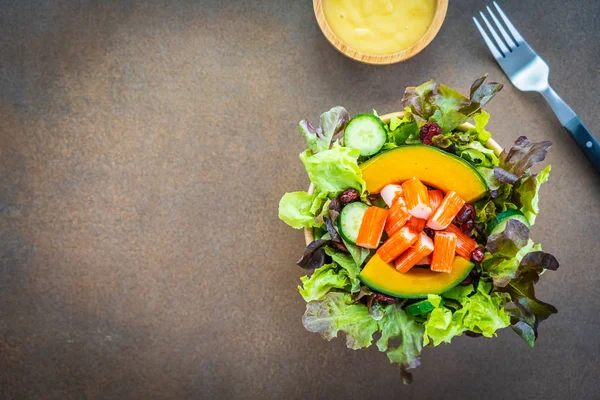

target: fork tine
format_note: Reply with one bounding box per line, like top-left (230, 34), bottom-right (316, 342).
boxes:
top-left (486, 6), bottom-right (517, 49)
top-left (493, 1), bottom-right (524, 43)
top-left (472, 17), bottom-right (503, 60)
top-left (479, 11), bottom-right (510, 55)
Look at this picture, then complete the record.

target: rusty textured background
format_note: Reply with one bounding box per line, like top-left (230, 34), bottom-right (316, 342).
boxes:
top-left (1, 0), bottom-right (599, 399)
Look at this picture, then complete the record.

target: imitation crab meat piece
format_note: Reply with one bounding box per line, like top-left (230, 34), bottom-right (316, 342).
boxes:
top-left (427, 191), bottom-right (466, 230)
top-left (395, 233), bottom-right (435, 274)
top-left (430, 232), bottom-right (458, 273)
top-left (402, 177), bottom-right (432, 219)
top-left (355, 206), bottom-right (387, 249)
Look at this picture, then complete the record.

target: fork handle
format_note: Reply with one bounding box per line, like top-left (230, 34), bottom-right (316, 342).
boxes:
top-left (541, 87), bottom-right (600, 172)
top-left (565, 117), bottom-right (600, 172)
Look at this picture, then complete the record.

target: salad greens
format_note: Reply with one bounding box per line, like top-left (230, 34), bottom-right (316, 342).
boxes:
top-left (278, 76), bottom-right (559, 383)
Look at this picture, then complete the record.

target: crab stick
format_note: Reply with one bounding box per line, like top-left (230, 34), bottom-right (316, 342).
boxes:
top-left (426, 191), bottom-right (465, 230)
top-left (394, 233), bottom-right (435, 273)
top-left (406, 216), bottom-right (426, 233)
top-left (416, 254), bottom-right (432, 265)
top-left (428, 190), bottom-right (444, 214)
top-left (402, 177), bottom-right (432, 219)
top-left (431, 232), bottom-right (458, 273)
top-left (381, 184), bottom-right (404, 208)
top-left (377, 226), bottom-right (419, 264)
top-left (385, 198), bottom-right (410, 237)
top-left (356, 207), bottom-right (388, 249)
top-left (445, 224), bottom-right (478, 260)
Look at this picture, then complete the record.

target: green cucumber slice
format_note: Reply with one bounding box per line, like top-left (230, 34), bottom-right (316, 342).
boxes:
top-left (344, 114), bottom-right (387, 157)
top-left (338, 202), bottom-right (369, 244)
top-left (405, 298), bottom-right (445, 317)
top-left (488, 209), bottom-right (530, 235)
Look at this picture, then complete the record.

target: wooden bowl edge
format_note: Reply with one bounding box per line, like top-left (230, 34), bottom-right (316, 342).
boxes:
top-left (313, 0), bottom-right (449, 65)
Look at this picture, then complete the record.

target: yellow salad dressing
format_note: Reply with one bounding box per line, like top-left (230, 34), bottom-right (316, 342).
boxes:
top-left (323, 0), bottom-right (437, 55)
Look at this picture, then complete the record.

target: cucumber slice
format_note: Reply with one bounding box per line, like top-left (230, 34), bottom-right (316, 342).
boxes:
top-left (405, 298), bottom-right (445, 317)
top-left (338, 202), bottom-right (369, 244)
top-left (488, 209), bottom-right (530, 235)
top-left (344, 114), bottom-right (387, 157)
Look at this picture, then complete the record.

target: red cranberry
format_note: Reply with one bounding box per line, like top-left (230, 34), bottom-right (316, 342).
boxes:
top-left (340, 189), bottom-right (360, 204)
top-left (455, 204), bottom-right (475, 224)
top-left (460, 220), bottom-right (474, 235)
top-left (420, 122), bottom-right (442, 145)
top-left (423, 228), bottom-right (435, 239)
top-left (460, 274), bottom-right (473, 286)
top-left (470, 246), bottom-right (484, 263)
top-left (372, 293), bottom-right (396, 304)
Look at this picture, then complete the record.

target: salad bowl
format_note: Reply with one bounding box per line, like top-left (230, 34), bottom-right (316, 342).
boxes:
top-left (278, 76), bottom-right (559, 383)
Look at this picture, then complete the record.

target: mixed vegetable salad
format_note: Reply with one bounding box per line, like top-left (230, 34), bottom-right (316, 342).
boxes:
top-left (278, 76), bottom-right (559, 383)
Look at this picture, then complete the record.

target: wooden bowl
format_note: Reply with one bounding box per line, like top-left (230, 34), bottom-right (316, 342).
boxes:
top-left (304, 110), bottom-right (503, 245)
top-left (313, 0), bottom-right (449, 65)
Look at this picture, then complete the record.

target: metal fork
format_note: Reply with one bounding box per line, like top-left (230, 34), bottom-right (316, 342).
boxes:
top-left (473, 1), bottom-right (600, 172)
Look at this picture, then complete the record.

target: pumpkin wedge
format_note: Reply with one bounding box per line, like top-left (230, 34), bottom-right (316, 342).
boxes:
top-left (359, 253), bottom-right (474, 298)
top-left (360, 145), bottom-right (488, 203)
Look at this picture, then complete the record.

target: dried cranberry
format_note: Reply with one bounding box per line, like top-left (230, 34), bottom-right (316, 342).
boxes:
top-left (460, 220), bottom-right (474, 235)
top-left (470, 246), bottom-right (484, 263)
top-left (419, 122), bottom-right (442, 145)
top-left (372, 293), bottom-right (396, 304)
top-left (340, 188), bottom-right (360, 204)
top-left (455, 204), bottom-right (475, 224)
top-left (460, 274), bottom-right (473, 286)
top-left (423, 228), bottom-right (435, 239)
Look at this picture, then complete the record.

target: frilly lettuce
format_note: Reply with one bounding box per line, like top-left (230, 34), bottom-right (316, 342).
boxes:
top-left (458, 281), bottom-right (511, 337)
top-left (302, 292), bottom-right (378, 350)
top-left (513, 165), bottom-right (551, 225)
top-left (324, 247), bottom-right (361, 293)
top-left (298, 106), bottom-right (349, 154)
top-left (298, 263), bottom-right (349, 302)
top-left (400, 74), bottom-right (502, 133)
top-left (278, 191), bottom-right (316, 229)
top-left (423, 306), bottom-right (466, 346)
top-left (377, 304), bottom-right (424, 383)
top-left (299, 146), bottom-right (365, 195)
top-left (424, 281), bottom-right (511, 345)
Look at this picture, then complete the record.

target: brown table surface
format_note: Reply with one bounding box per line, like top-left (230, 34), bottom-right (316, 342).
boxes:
top-left (1, 0), bottom-right (599, 399)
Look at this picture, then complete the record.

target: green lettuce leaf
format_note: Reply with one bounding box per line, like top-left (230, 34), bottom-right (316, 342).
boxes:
top-left (324, 247), bottom-right (361, 293)
top-left (473, 110), bottom-right (492, 142)
top-left (425, 281), bottom-right (510, 344)
top-left (342, 238), bottom-right (371, 268)
top-left (457, 141), bottom-right (499, 167)
top-left (377, 304), bottom-right (424, 383)
top-left (278, 191), bottom-right (316, 229)
top-left (513, 165), bottom-right (551, 225)
top-left (309, 189), bottom-right (329, 216)
top-left (298, 263), bottom-right (349, 302)
top-left (458, 281), bottom-right (511, 338)
top-left (298, 106), bottom-right (349, 154)
top-left (423, 306), bottom-right (465, 346)
top-left (299, 146), bottom-right (365, 195)
top-left (302, 292), bottom-right (378, 350)
top-left (391, 118), bottom-right (419, 145)
top-left (389, 115), bottom-right (402, 131)
top-left (442, 284), bottom-right (474, 301)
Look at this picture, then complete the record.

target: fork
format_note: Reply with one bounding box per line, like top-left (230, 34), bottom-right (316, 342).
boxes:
top-left (473, 2), bottom-right (600, 172)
